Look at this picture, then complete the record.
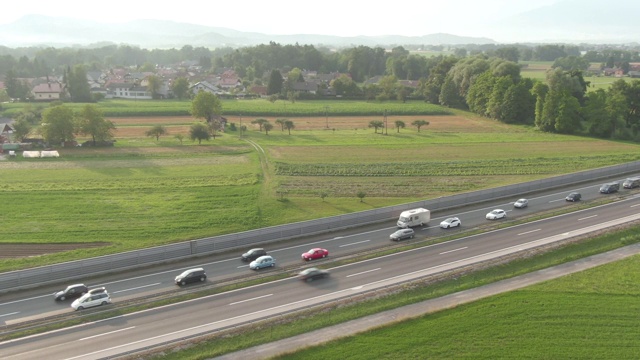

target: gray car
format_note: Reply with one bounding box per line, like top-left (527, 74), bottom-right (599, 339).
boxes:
top-left (513, 199), bottom-right (528, 208)
top-left (390, 228), bottom-right (415, 241)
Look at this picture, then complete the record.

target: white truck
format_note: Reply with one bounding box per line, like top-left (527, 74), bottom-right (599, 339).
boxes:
top-left (397, 208), bottom-right (430, 228)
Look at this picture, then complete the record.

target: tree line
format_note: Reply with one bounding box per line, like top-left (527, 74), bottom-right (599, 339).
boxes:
top-left (4, 42), bottom-right (640, 142)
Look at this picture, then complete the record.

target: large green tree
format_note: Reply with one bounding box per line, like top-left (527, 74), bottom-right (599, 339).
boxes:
top-left (584, 89), bottom-right (612, 138)
top-left (4, 70), bottom-right (27, 100)
top-left (499, 79), bottom-right (536, 125)
top-left (41, 105), bottom-right (76, 145)
top-left (67, 65), bottom-right (92, 102)
top-left (171, 77), bottom-right (191, 99)
top-left (190, 91), bottom-right (222, 124)
top-left (189, 122), bottom-right (210, 144)
top-left (555, 94), bottom-right (582, 134)
top-left (145, 125), bottom-right (167, 141)
top-left (146, 75), bottom-right (163, 99)
top-left (267, 69), bottom-right (284, 95)
top-left (11, 118), bottom-right (32, 142)
top-left (76, 105), bottom-right (115, 145)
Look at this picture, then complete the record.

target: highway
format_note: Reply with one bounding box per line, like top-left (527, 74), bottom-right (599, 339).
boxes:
top-left (0, 176), bottom-right (637, 325)
top-left (0, 183), bottom-right (639, 359)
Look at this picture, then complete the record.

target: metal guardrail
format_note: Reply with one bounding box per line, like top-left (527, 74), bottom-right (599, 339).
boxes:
top-left (1, 160), bottom-right (638, 292)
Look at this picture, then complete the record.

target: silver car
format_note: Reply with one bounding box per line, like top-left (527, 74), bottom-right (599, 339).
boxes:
top-left (250, 255), bottom-right (276, 270)
top-left (513, 199), bottom-right (528, 208)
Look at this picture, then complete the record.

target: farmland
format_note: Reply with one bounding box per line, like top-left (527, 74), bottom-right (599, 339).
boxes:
top-left (1, 109), bottom-right (639, 271)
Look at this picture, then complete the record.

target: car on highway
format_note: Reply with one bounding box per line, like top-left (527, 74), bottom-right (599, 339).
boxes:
top-left (71, 292), bottom-right (111, 311)
top-left (439, 217), bottom-right (461, 229)
top-left (250, 255), bottom-right (276, 270)
top-left (301, 248), bottom-right (329, 261)
top-left (298, 267), bottom-right (330, 282)
top-left (565, 192), bottom-right (582, 202)
top-left (54, 284), bottom-right (88, 301)
top-left (486, 209), bottom-right (506, 220)
top-left (241, 248), bottom-right (267, 262)
top-left (513, 198), bottom-right (529, 208)
top-left (175, 268), bottom-right (207, 286)
top-left (390, 228), bottom-right (415, 241)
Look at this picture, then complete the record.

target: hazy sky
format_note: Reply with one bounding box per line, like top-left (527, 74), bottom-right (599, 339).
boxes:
top-left (1, 0), bottom-right (559, 41)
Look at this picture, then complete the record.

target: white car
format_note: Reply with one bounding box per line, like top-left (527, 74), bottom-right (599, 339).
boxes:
top-left (71, 292), bottom-right (111, 311)
top-left (440, 217), bottom-right (461, 228)
top-left (486, 209), bottom-right (506, 220)
top-left (513, 199), bottom-right (528, 208)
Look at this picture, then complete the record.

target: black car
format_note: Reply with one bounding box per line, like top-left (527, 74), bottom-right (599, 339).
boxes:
top-left (53, 284), bottom-right (88, 301)
top-left (298, 267), bottom-right (330, 282)
top-left (175, 268), bottom-right (207, 286)
top-left (241, 248), bottom-right (267, 262)
top-left (565, 192), bottom-right (582, 202)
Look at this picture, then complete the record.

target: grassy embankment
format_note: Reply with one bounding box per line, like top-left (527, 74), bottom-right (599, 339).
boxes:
top-left (0, 100), bottom-right (639, 273)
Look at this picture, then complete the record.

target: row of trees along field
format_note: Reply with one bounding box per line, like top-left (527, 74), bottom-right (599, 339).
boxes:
top-left (10, 91), bottom-right (230, 146)
top-left (3, 43), bottom-right (640, 141)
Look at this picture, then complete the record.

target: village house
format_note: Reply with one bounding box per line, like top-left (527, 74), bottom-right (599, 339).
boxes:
top-left (105, 82), bottom-right (152, 99)
top-left (32, 81), bottom-right (65, 101)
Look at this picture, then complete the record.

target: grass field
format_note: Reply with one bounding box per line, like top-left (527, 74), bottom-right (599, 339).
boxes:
top-left (0, 99), bottom-right (452, 118)
top-left (1, 111), bottom-right (639, 272)
top-left (274, 250), bottom-right (640, 359)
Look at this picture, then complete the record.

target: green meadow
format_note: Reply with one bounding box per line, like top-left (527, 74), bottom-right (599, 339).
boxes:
top-left (1, 107), bottom-right (640, 271)
top-left (1, 99), bottom-right (451, 117)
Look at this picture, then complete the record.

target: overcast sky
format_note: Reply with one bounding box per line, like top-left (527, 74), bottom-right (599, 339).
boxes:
top-left (0, 0), bottom-right (559, 41)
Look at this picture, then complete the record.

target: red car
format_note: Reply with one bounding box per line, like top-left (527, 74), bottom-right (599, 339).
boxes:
top-left (301, 248), bottom-right (329, 261)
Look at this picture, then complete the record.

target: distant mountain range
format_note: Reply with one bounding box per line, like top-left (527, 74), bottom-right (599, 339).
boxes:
top-left (0, 15), bottom-right (495, 49)
top-left (2, 0), bottom-right (640, 50)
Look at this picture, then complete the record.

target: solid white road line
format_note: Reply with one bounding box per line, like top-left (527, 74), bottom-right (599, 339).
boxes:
top-left (578, 215), bottom-right (598, 221)
top-left (229, 294), bottom-right (273, 306)
top-left (112, 283), bottom-right (162, 294)
top-left (346, 268), bottom-right (381, 278)
top-left (340, 240), bottom-right (370, 247)
top-left (80, 326), bottom-right (135, 341)
top-left (517, 229), bottom-right (541, 236)
top-left (439, 247), bottom-right (468, 255)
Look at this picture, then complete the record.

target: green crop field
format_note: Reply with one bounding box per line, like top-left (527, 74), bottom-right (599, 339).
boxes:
top-left (0, 99), bottom-right (451, 118)
top-left (275, 252), bottom-right (640, 360)
top-left (1, 108), bottom-right (639, 271)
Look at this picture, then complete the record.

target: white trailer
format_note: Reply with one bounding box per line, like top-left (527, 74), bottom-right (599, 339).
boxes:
top-left (397, 208), bottom-right (430, 228)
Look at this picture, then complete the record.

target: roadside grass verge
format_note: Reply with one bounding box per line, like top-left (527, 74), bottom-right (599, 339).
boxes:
top-left (139, 223), bottom-right (640, 360)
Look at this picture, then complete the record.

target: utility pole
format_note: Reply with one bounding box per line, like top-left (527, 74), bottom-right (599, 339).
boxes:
top-left (239, 113), bottom-right (243, 138)
top-left (324, 106), bottom-right (330, 129)
top-left (384, 109), bottom-right (388, 135)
